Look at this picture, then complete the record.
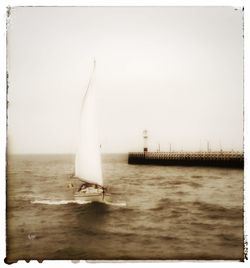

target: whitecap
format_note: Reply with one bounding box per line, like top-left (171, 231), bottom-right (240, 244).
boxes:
top-left (31, 199), bottom-right (91, 205)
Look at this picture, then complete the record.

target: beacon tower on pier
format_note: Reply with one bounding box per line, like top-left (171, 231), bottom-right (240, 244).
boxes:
top-left (143, 130), bottom-right (148, 152)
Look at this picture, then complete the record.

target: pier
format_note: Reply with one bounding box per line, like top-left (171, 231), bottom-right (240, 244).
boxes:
top-left (128, 151), bottom-right (244, 168)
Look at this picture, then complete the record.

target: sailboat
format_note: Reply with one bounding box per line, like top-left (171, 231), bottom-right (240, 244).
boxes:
top-left (74, 60), bottom-right (111, 203)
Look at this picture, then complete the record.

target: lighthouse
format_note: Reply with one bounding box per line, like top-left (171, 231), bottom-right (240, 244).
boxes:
top-left (143, 130), bottom-right (148, 152)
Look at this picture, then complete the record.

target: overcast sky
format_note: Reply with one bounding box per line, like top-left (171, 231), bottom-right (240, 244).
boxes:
top-left (7, 6), bottom-right (243, 154)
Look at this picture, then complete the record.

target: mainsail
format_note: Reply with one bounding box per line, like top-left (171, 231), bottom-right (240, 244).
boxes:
top-left (75, 60), bottom-right (103, 186)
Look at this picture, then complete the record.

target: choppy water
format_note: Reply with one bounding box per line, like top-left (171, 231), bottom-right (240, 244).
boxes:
top-left (6, 154), bottom-right (244, 261)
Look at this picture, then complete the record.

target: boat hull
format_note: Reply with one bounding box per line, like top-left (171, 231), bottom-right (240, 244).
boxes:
top-left (74, 192), bottom-right (112, 203)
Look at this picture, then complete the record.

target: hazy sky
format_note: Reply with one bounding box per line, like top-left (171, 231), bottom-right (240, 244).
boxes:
top-left (7, 6), bottom-right (243, 154)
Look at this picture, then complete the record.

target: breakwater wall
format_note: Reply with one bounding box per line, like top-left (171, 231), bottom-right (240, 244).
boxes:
top-left (128, 151), bottom-right (244, 168)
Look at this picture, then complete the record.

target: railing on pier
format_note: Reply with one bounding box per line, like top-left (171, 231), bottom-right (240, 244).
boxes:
top-left (128, 151), bottom-right (244, 168)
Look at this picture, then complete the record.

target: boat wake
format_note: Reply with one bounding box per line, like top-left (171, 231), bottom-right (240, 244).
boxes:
top-left (31, 199), bottom-right (91, 205)
top-left (104, 201), bottom-right (127, 207)
top-left (31, 199), bottom-right (127, 207)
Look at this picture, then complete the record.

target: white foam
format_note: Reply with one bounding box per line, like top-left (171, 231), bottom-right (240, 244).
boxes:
top-left (31, 199), bottom-right (91, 205)
top-left (104, 201), bottom-right (127, 207)
top-left (31, 199), bottom-right (127, 207)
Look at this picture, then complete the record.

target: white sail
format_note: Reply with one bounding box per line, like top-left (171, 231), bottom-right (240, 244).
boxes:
top-left (75, 60), bottom-right (103, 186)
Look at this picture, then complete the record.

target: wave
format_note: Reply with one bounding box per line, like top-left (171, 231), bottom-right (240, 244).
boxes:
top-left (31, 199), bottom-right (127, 207)
top-left (31, 199), bottom-right (91, 205)
top-left (104, 201), bottom-right (127, 207)
top-left (193, 201), bottom-right (243, 220)
top-left (167, 180), bottom-right (202, 188)
top-left (218, 233), bottom-right (243, 246)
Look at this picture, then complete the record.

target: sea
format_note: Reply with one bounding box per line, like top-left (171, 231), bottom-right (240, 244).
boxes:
top-left (6, 154), bottom-right (244, 261)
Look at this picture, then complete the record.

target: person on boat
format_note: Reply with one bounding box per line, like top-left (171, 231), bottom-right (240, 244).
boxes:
top-left (67, 182), bottom-right (74, 189)
top-left (78, 183), bottom-right (87, 192)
